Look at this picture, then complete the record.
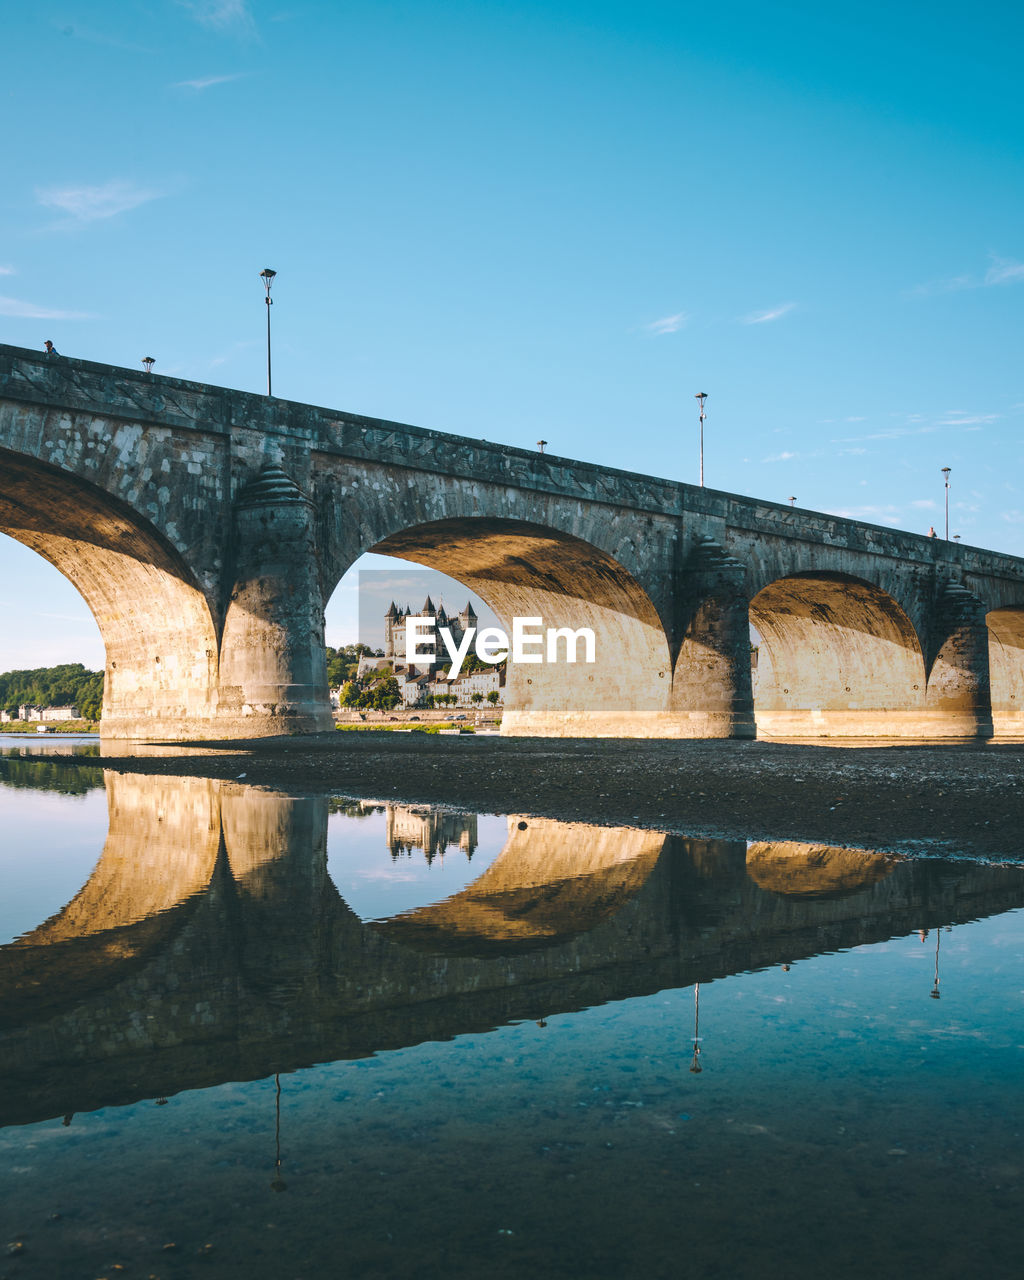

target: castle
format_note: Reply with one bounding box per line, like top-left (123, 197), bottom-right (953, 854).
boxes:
top-left (384, 596), bottom-right (477, 674)
top-left (347, 596), bottom-right (504, 709)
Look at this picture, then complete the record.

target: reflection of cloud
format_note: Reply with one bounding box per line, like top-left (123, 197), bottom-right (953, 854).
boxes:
top-left (742, 302), bottom-right (795, 325)
top-left (645, 312), bottom-right (686, 335)
top-left (0, 295), bottom-right (94, 320)
top-left (37, 179), bottom-right (164, 222)
top-left (355, 869), bottom-right (421, 882)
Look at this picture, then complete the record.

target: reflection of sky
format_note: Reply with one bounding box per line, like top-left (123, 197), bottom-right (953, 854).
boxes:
top-left (0, 785), bottom-right (106, 944)
top-left (326, 808), bottom-right (508, 921)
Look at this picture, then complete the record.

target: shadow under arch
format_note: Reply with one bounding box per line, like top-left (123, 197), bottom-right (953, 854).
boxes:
top-left (369, 815), bottom-right (667, 955)
top-left (986, 606), bottom-right (1024, 734)
top-left (0, 447), bottom-right (219, 737)
top-left (361, 517), bottom-right (673, 736)
top-left (750, 571), bottom-right (928, 737)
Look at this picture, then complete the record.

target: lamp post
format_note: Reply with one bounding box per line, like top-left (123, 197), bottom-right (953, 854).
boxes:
top-left (259, 268), bottom-right (276, 396)
top-left (537, 440), bottom-right (548, 454)
top-left (695, 392), bottom-right (708, 486)
top-left (142, 356), bottom-right (155, 375)
top-left (788, 496), bottom-right (797, 507)
top-left (941, 467), bottom-right (951, 540)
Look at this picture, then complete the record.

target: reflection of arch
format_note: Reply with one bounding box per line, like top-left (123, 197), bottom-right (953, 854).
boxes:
top-left (0, 773), bottom-right (221, 1029)
top-left (358, 517), bottom-right (674, 736)
top-left (987, 608), bottom-right (1024, 734)
top-left (0, 449), bottom-right (219, 736)
top-left (751, 572), bottom-right (927, 737)
top-left (371, 816), bottom-right (666, 954)
top-left (745, 842), bottom-right (899, 900)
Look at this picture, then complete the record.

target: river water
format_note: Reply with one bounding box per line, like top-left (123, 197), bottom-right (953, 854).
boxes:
top-left (1, 744), bottom-right (1022, 1279)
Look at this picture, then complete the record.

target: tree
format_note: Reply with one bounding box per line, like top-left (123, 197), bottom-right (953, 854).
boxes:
top-left (339, 681), bottom-right (361, 707)
top-left (370, 674), bottom-right (401, 710)
top-left (470, 692), bottom-right (484, 704)
top-left (0, 664), bottom-right (104, 721)
top-left (486, 690), bottom-right (500, 705)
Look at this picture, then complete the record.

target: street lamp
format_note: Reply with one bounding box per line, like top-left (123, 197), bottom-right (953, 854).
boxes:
top-left (941, 466), bottom-right (951, 540)
top-left (142, 356), bottom-right (155, 375)
top-left (259, 268), bottom-right (277, 396)
top-left (537, 440), bottom-right (548, 454)
top-left (695, 392), bottom-right (708, 487)
top-left (788, 496), bottom-right (797, 507)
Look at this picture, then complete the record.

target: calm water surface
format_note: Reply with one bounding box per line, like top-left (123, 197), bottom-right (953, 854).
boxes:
top-left (0, 752), bottom-right (1022, 1279)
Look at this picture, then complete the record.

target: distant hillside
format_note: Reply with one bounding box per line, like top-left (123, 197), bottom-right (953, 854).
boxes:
top-left (0, 664), bottom-right (103, 721)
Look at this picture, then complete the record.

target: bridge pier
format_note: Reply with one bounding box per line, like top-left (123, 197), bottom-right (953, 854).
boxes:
top-left (671, 537), bottom-right (756, 738)
top-left (923, 582), bottom-right (994, 739)
top-left (215, 466), bottom-right (333, 738)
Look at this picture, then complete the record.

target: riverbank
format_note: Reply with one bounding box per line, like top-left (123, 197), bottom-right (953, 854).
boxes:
top-left (31, 732), bottom-right (1024, 861)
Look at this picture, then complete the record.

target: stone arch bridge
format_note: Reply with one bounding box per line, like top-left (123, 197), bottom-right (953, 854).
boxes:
top-left (2, 342), bottom-right (1023, 740)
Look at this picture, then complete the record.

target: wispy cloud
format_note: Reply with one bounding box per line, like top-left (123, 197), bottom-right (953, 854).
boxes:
top-left (645, 311), bottom-right (686, 335)
top-left (0, 295), bottom-right (94, 320)
top-left (763, 450), bottom-right (797, 463)
top-left (174, 71), bottom-right (247, 90)
top-left (208, 338), bottom-right (258, 368)
top-left (911, 254), bottom-right (1024, 296)
top-left (742, 302), bottom-right (796, 325)
top-left (824, 504), bottom-right (903, 527)
top-left (936, 411), bottom-right (999, 427)
top-left (984, 256), bottom-right (1024, 286)
top-left (36, 179), bottom-right (164, 223)
top-left (50, 20), bottom-right (153, 54)
top-left (0, 265), bottom-right (14, 276)
top-left (910, 499), bottom-right (937, 510)
top-left (178, 1), bottom-right (256, 34)
top-left (835, 410), bottom-right (997, 444)
top-left (909, 275), bottom-right (974, 297)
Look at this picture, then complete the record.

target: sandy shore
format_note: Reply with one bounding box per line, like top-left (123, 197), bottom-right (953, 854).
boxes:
top-left (43, 732), bottom-right (1024, 861)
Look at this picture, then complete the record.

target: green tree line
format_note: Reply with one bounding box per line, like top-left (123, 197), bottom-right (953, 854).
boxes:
top-left (0, 664), bottom-right (104, 721)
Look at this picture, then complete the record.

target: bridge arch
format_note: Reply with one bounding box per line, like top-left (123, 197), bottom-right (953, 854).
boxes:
top-left (328, 515), bottom-right (675, 736)
top-left (986, 606), bottom-right (1024, 734)
top-left (750, 571), bottom-right (929, 737)
top-left (0, 447), bottom-right (219, 737)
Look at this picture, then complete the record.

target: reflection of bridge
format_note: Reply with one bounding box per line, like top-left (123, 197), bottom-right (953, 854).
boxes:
top-left (1, 771), bottom-right (1022, 1127)
top-left (4, 344), bottom-right (1024, 741)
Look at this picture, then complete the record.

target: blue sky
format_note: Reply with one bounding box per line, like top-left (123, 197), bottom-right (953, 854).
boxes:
top-left (1, 0), bottom-right (1022, 668)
